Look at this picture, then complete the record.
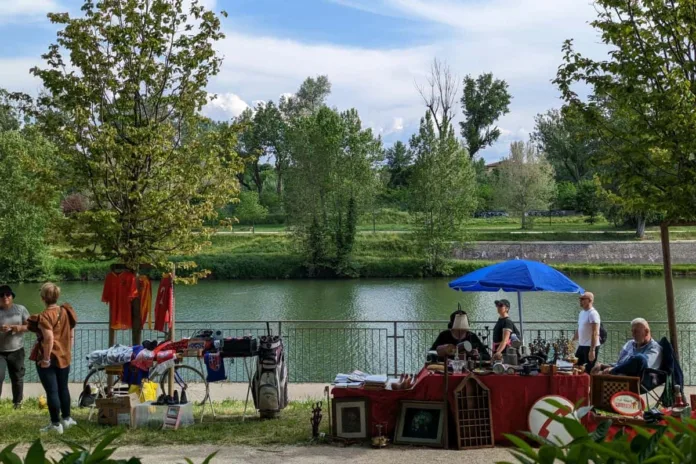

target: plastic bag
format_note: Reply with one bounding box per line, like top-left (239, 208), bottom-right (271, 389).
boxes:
top-left (129, 380), bottom-right (158, 403)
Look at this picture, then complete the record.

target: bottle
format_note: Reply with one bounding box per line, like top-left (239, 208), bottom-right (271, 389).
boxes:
top-left (674, 385), bottom-right (685, 408)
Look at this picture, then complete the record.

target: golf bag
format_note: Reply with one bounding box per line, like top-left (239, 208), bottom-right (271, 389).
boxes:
top-left (252, 335), bottom-right (288, 419)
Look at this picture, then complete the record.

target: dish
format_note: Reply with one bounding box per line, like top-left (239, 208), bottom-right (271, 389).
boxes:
top-left (472, 368), bottom-right (492, 375)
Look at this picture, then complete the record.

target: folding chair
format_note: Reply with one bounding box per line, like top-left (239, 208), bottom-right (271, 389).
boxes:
top-left (640, 337), bottom-right (684, 409)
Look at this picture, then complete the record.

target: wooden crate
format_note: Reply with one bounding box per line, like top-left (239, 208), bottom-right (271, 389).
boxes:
top-left (591, 374), bottom-right (640, 411)
top-left (453, 375), bottom-right (494, 449)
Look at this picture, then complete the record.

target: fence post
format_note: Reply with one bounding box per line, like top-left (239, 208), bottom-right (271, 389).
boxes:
top-left (393, 321), bottom-right (398, 377)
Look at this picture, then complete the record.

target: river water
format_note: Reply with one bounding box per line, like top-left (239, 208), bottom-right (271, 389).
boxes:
top-left (9, 276), bottom-right (696, 383)
top-left (10, 276), bottom-right (696, 323)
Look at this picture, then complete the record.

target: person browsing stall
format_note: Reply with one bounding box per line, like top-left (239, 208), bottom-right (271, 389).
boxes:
top-left (431, 310), bottom-right (489, 361)
top-left (573, 291), bottom-right (600, 372)
top-left (492, 299), bottom-right (520, 360)
top-left (591, 318), bottom-right (662, 379)
top-left (0, 285), bottom-right (29, 409)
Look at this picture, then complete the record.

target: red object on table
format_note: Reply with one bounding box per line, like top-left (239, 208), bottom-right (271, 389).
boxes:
top-left (332, 368), bottom-right (590, 443)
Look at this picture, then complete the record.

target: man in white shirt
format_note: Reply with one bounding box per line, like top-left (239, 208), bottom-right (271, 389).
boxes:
top-left (573, 291), bottom-right (600, 372)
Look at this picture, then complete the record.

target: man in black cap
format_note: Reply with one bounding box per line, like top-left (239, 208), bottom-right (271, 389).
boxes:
top-left (0, 285), bottom-right (29, 408)
top-left (492, 299), bottom-right (520, 360)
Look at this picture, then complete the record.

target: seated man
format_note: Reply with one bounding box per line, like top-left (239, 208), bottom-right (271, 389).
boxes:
top-left (591, 318), bottom-right (662, 380)
top-left (431, 310), bottom-right (490, 361)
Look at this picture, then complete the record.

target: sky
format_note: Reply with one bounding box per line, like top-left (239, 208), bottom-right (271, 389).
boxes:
top-left (0, 0), bottom-right (607, 162)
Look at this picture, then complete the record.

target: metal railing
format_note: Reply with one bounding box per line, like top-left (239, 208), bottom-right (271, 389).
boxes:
top-left (13, 320), bottom-right (696, 385)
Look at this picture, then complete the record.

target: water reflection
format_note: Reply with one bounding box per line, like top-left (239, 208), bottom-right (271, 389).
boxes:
top-left (10, 276), bottom-right (696, 323)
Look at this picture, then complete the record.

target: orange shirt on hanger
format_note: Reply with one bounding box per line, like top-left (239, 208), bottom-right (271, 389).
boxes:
top-left (102, 271), bottom-right (138, 330)
top-left (138, 275), bottom-right (153, 330)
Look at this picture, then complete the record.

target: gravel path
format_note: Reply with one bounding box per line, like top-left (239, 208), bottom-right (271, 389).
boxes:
top-left (9, 444), bottom-right (518, 464)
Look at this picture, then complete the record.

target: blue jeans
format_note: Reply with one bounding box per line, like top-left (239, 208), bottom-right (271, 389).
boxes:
top-left (610, 353), bottom-right (648, 378)
top-left (36, 364), bottom-right (71, 424)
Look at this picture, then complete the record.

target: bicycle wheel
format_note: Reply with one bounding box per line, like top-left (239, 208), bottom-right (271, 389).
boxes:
top-left (158, 364), bottom-right (210, 406)
top-left (80, 367), bottom-right (129, 406)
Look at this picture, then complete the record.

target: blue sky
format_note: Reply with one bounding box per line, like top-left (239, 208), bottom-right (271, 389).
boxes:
top-left (0, 0), bottom-right (605, 162)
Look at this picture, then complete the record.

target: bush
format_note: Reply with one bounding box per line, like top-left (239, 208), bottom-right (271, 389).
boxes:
top-left (0, 429), bottom-right (217, 464)
top-left (502, 399), bottom-right (696, 464)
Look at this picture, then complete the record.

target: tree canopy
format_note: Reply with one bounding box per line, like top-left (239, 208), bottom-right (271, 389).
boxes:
top-left (31, 0), bottom-right (243, 269)
top-left (556, 0), bottom-right (696, 222)
top-left (460, 73), bottom-right (511, 159)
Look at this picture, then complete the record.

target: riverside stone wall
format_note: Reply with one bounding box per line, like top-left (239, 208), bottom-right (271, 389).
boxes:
top-left (452, 241), bottom-right (696, 264)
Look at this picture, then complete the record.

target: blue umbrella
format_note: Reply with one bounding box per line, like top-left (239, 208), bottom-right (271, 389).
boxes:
top-left (448, 259), bottom-right (584, 338)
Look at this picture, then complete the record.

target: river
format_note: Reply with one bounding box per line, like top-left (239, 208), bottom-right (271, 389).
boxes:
top-left (10, 276), bottom-right (696, 323)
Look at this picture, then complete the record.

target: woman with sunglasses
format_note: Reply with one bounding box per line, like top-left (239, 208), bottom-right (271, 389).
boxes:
top-left (0, 285), bottom-right (29, 409)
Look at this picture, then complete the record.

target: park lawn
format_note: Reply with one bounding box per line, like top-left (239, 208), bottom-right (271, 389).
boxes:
top-left (0, 399), bottom-right (326, 447)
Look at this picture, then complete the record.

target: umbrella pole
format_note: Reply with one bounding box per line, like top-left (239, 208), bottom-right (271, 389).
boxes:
top-left (517, 291), bottom-right (524, 341)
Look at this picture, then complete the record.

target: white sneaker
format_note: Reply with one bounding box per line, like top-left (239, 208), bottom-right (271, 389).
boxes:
top-left (61, 417), bottom-right (77, 430)
top-left (40, 423), bottom-right (64, 435)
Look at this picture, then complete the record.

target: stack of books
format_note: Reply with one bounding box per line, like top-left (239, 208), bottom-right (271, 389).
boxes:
top-left (363, 374), bottom-right (388, 391)
top-left (333, 370), bottom-right (367, 388)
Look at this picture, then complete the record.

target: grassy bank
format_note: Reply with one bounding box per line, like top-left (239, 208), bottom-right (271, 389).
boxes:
top-left (49, 234), bottom-right (696, 281)
top-left (0, 399), bottom-right (325, 447)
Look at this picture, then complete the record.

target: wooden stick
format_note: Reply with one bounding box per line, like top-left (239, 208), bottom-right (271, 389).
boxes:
top-left (168, 264), bottom-right (176, 397)
top-left (443, 363), bottom-right (449, 449)
top-left (660, 223), bottom-right (680, 360)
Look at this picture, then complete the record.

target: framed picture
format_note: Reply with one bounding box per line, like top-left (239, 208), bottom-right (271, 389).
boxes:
top-left (332, 398), bottom-right (369, 440)
top-left (394, 401), bottom-right (446, 447)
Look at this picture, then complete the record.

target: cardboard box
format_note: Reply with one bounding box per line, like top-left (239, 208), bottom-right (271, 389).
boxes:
top-left (96, 393), bottom-right (139, 427)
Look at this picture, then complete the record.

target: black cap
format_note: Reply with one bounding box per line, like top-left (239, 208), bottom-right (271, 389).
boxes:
top-left (495, 299), bottom-right (511, 308)
top-left (0, 285), bottom-right (15, 298)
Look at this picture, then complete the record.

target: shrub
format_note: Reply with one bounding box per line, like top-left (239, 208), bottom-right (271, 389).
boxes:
top-left (501, 399), bottom-right (696, 464)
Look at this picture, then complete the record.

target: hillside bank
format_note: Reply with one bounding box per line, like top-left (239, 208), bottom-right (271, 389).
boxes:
top-left (48, 235), bottom-right (696, 282)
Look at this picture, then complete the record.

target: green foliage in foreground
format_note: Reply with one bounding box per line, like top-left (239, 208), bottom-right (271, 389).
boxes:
top-left (1, 428), bottom-right (217, 464)
top-left (0, 399), bottom-right (326, 448)
top-left (500, 398), bottom-right (696, 464)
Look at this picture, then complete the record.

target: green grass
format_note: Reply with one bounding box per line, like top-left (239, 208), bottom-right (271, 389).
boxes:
top-left (0, 399), bottom-right (327, 447)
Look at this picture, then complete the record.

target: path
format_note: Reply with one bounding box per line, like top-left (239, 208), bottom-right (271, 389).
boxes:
top-left (8, 444), bottom-right (517, 464)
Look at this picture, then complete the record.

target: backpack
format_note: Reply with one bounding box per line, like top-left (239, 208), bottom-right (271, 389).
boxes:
top-left (599, 323), bottom-right (608, 345)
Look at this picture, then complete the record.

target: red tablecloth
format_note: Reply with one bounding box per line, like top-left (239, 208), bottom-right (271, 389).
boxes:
top-left (333, 368), bottom-right (590, 442)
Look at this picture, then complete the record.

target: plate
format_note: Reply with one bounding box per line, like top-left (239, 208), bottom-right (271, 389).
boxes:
top-left (472, 368), bottom-right (492, 375)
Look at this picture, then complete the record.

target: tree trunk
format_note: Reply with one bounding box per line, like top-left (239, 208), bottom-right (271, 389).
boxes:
top-left (635, 214), bottom-right (647, 239)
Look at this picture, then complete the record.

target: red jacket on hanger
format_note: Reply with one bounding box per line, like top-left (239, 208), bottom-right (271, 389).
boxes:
top-left (154, 274), bottom-right (173, 332)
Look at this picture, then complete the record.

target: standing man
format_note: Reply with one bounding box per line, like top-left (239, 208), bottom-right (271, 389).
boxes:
top-left (574, 291), bottom-right (600, 372)
top-left (0, 285), bottom-right (29, 408)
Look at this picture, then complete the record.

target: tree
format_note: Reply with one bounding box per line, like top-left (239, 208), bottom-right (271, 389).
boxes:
top-left (493, 141), bottom-right (556, 229)
top-left (31, 0), bottom-right (242, 270)
top-left (554, 181), bottom-right (578, 211)
top-left (280, 75), bottom-right (332, 119)
top-left (409, 112), bottom-right (477, 274)
top-left (0, 129), bottom-right (59, 281)
top-left (460, 73), bottom-right (511, 159)
top-left (235, 190), bottom-right (268, 232)
top-left (575, 179), bottom-right (603, 224)
top-left (385, 140), bottom-right (412, 189)
top-left (531, 106), bottom-right (597, 183)
top-left (416, 58), bottom-right (459, 138)
top-left (555, 0), bottom-right (696, 222)
top-left (284, 106), bottom-right (380, 274)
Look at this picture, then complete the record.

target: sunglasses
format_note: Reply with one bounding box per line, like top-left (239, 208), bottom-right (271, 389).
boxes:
top-left (579, 297), bottom-right (591, 301)
top-left (1, 293), bottom-right (12, 298)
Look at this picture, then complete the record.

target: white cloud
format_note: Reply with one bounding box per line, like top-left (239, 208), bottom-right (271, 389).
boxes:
top-left (0, 0), bottom-right (608, 161)
top-left (390, 117), bottom-right (404, 133)
top-left (203, 92), bottom-right (250, 119)
top-left (0, 0), bottom-right (59, 21)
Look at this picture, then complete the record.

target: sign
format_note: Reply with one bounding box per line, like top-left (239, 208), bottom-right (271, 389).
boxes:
top-left (610, 392), bottom-right (644, 417)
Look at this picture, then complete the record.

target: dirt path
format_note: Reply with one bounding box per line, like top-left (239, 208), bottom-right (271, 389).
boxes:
top-left (10, 444), bottom-right (518, 463)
